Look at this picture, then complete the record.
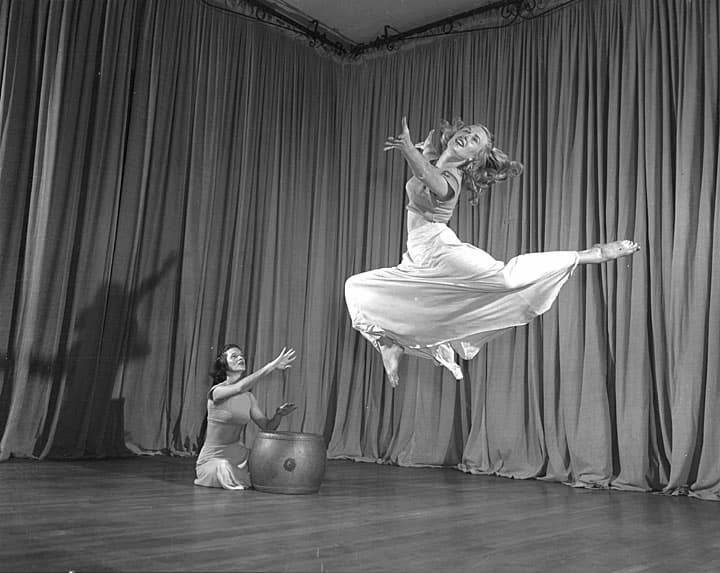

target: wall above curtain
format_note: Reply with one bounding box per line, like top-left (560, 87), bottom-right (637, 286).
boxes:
top-left (201, 0), bottom-right (577, 60)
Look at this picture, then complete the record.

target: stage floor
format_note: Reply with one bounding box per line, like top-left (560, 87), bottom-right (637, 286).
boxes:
top-left (1, 456), bottom-right (717, 572)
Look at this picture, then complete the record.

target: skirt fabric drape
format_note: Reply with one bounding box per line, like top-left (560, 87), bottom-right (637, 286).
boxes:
top-left (345, 220), bottom-right (579, 378)
top-left (194, 442), bottom-right (251, 490)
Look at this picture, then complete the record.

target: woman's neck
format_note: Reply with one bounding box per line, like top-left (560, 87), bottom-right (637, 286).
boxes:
top-left (436, 151), bottom-right (466, 170)
top-left (224, 372), bottom-right (244, 384)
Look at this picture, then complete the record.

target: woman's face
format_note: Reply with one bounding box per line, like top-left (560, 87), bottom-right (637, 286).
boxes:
top-left (447, 125), bottom-right (491, 163)
top-left (224, 348), bottom-right (246, 373)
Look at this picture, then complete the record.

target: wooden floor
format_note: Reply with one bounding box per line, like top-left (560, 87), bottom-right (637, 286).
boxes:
top-left (1, 457), bottom-right (718, 573)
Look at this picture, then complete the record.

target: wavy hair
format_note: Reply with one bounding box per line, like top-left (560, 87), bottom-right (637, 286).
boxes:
top-left (209, 344), bottom-right (242, 384)
top-left (417, 118), bottom-right (524, 205)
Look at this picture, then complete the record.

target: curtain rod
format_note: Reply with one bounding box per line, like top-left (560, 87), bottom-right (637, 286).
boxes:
top-left (202, 0), bottom-right (547, 59)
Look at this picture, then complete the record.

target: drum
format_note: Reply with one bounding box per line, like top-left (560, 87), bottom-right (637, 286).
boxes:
top-left (248, 431), bottom-right (327, 494)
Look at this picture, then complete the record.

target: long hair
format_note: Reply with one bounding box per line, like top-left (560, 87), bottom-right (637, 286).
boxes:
top-left (209, 344), bottom-right (242, 384)
top-left (417, 118), bottom-right (524, 205)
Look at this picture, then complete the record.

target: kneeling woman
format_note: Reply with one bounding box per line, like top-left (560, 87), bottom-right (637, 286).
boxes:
top-left (194, 345), bottom-right (297, 490)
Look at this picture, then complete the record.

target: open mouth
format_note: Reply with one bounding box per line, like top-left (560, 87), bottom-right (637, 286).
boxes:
top-left (455, 136), bottom-right (466, 147)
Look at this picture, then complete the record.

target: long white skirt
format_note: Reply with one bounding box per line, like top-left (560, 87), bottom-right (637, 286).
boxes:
top-left (194, 442), bottom-right (251, 490)
top-left (345, 220), bottom-right (579, 378)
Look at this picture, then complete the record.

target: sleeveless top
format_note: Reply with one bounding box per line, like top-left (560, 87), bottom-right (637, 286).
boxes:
top-left (206, 387), bottom-right (257, 426)
top-left (405, 167), bottom-right (462, 224)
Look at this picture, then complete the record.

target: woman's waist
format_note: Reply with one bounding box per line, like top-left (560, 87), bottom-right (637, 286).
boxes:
top-left (204, 420), bottom-right (245, 444)
top-left (406, 211), bottom-right (456, 239)
top-left (407, 209), bottom-right (444, 230)
top-left (406, 204), bottom-right (452, 225)
top-left (197, 441), bottom-right (248, 464)
top-left (207, 406), bottom-right (252, 426)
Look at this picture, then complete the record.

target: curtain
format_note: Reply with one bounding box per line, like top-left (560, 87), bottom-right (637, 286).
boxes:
top-left (0, 0), bottom-right (340, 458)
top-left (330, 0), bottom-right (720, 500)
top-left (0, 0), bottom-right (717, 501)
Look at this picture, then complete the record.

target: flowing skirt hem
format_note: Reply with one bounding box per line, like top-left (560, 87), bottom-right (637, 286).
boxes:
top-left (345, 223), bottom-right (579, 378)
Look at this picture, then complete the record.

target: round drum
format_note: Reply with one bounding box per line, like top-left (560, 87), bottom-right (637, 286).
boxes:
top-left (248, 431), bottom-right (327, 494)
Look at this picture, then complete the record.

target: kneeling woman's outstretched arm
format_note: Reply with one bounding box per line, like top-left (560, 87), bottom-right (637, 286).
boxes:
top-left (211, 347), bottom-right (296, 402)
top-left (250, 400), bottom-right (298, 431)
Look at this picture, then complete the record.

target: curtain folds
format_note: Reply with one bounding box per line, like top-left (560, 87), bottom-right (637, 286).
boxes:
top-left (0, 0), bottom-right (717, 500)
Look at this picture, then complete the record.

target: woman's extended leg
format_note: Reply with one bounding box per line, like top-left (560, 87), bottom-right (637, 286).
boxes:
top-left (577, 240), bottom-right (640, 264)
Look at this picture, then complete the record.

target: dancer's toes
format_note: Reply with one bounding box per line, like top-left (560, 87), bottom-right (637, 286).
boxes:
top-left (594, 240), bottom-right (640, 261)
top-left (447, 362), bottom-right (464, 381)
top-left (387, 371), bottom-right (399, 388)
top-left (380, 342), bottom-right (403, 389)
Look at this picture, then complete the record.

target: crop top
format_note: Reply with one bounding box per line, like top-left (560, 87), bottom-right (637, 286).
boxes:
top-left (206, 387), bottom-right (257, 426)
top-left (405, 167), bottom-right (462, 224)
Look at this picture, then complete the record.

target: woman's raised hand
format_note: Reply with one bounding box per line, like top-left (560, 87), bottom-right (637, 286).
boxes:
top-left (383, 116), bottom-right (415, 152)
top-left (272, 347), bottom-right (297, 371)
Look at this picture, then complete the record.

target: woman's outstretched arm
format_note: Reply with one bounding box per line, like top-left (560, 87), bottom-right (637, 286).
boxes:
top-left (384, 117), bottom-right (453, 200)
top-left (211, 347), bottom-right (296, 402)
top-left (250, 400), bottom-right (298, 431)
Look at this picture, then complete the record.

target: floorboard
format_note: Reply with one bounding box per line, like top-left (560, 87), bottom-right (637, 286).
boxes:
top-left (1, 457), bottom-right (717, 572)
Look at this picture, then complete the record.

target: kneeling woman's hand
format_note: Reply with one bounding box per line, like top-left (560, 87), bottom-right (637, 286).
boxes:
top-left (275, 402), bottom-right (298, 418)
top-left (272, 347), bottom-right (297, 371)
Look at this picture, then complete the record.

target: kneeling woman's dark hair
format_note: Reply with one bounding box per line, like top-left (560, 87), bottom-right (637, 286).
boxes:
top-left (210, 344), bottom-right (242, 384)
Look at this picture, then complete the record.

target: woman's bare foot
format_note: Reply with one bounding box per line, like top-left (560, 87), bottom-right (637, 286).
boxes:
top-left (578, 240), bottom-right (640, 264)
top-left (379, 341), bottom-right (403, 388)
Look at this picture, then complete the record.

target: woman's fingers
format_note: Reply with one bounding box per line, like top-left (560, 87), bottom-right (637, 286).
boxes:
top-left (276, 348), bottom-right (296, 369)
top-left (384, 135), bottom-right (407, 151)
top-left (273, 347), bottom-right (297, 370)
top-left (279, 347), bottom-right (295, 358)
top-left (402, 117), bottom-right (412, 139)
top-left (278, 402), bottom-right (298, 416)
top-left (384, 117), bottom-right (413, 150)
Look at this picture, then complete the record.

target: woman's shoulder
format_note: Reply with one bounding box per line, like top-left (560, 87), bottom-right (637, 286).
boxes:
top-left (208, 385), bottom-right (256, 400)
top-left (441, 167), bottom-right (463, 187)
top-left (436, 167), bottom-right (462, 202)
top-left (207, 381), bottom-right (235, 401)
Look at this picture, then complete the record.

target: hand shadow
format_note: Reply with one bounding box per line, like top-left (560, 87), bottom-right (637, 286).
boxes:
top-left (29, 253), bottom-right (178, 459)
